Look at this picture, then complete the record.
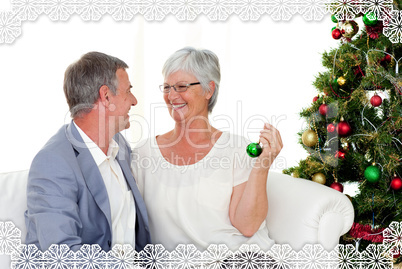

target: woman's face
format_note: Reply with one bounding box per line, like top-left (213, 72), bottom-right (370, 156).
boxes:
top-left (163, 70), bottom-right (211, 124)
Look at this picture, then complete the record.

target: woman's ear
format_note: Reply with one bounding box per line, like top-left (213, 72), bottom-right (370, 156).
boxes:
top-left (206, 81), bottom-right (215, 100)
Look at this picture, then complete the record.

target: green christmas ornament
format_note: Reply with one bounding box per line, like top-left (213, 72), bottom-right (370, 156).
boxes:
top-left (364, 165), bottom-right (381, 183)
top-left (246, 143), bottom-right (262, 158)
top-left (363, 12), bottom-right (378, 26)
top-left (331, 14), bottom-right (338, 23)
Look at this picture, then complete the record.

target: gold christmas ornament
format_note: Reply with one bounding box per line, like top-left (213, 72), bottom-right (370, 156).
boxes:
top-left (312, 173), bottom-right (326, 184)
top-left (302, 130), bottom-right (318, 147)
top-left (341, 21), bottom-right (359, 38)
top-left (337, 76), bottom-right (347, 86)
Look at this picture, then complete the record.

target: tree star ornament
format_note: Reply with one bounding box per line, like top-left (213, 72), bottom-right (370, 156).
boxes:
top-left (246, 142), bottom-right (262, 158)
top-left (364, 165), bottom-right (381, 183)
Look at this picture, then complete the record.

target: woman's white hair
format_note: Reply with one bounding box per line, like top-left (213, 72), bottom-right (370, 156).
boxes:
top-left (162, 47), bottom-right (220, 112)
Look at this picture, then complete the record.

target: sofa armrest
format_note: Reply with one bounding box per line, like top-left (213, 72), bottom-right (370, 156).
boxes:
top-left (265, 171), bottom-right (354, 251)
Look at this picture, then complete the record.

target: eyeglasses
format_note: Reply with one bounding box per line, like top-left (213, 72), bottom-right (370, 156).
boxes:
top-left (159, 82), bottom-right (201, 93)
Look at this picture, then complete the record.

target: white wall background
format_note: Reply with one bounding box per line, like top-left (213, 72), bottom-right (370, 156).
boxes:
top-left (0, 6), bottom-right (341, 173)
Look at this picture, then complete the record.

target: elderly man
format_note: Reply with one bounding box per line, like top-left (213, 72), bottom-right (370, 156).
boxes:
top-left (25, 51), bottom-right (151, 251)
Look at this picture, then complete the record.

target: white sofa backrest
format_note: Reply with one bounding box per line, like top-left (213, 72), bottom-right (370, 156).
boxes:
top-left (0, 170), bottom-right (28, 242)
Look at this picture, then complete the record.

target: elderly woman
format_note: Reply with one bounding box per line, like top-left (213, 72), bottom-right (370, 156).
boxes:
top-left (132, 47), bottom-right (283, 251)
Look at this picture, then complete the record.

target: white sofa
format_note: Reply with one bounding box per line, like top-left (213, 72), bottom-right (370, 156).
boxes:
top-left (0, 169), bottom-right (354, 268)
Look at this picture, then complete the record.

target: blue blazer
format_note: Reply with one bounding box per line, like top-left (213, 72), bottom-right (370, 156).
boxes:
top-left (25, 122), bottom-right (151, 251)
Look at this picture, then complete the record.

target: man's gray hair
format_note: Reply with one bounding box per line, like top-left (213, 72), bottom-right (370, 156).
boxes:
top-left (162, 47), bottom-right (220, 112)
top-left (64, 51), bottom-right (128, 118)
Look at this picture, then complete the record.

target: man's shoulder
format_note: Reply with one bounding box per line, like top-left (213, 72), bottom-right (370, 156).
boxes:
top-left (28, 124), bottom-right (83, 183)
top-left (32, 124), bottom-right (76, 162)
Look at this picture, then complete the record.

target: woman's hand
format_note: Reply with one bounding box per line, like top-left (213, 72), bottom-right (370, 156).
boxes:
top-left (255, 123), bottom-right (283, 170)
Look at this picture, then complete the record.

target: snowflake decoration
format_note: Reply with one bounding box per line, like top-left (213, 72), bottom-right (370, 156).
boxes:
top-left (1, 220), bottom-right (400, 268)
top-left (108, 244), bottom-right (138, 269)
top-left (11, 0), bottom-right (43, 21)
top-left (383, 10), bottom-right (402, 44)
top-left (329, 0), bottom-right (360, 21)
top-left (0, 11), bottom-right (22, 44)
top-left (75, 244), bottom-right (108, 269)
top-left (383, 221), bottom-right (402, 256)
top-left (42, 244), bottom-right (75, 269)
top-left (298, 0), bottom-right (331, 21)
top-left (0, 0), bottom-right (400, 43)
top-left (107, 0), bottom-right (140, 21)
top-left (202, 244), bottom-right (234, 269)
top-left (360, 0), bottom-right (393, 21)
top-left (201, 0), bottom-right (233, 21)
top-left (10, 244), bottom-right (43, 269)
top-left (170, 244), bottom-right (202, 269)
top-left (138, 0), bottom-right (170, 21)
top-left (265, 0), bottom-right (298, 21)
top-left (360, 244), bottom-right (393, 269)
top-left (230, 244), bottom-right (266, 269)
top-left (233, 0), bottom-right (266, 21)
top-left (0, 221), bottom-right (22, 255)
top-left (266, 244), bottom-right (297, 268)
top-left (43, 0), bottom-right (76, 21)
top-left (138, 244), bottom-right (170, 269)
top-left (332, 244), bottom-right (361, 269)
top-left (75, 0), bottom-right (108, 21)
top-left (169, 0), bottom-right (201, 21)
top-left (296, 244), bottom-right (336, 269)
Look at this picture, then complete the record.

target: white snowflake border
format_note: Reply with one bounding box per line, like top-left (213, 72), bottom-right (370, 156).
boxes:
top-left (0, 0), bottom-right (402, 44)
top-left (3, 221), bottom-right (402, 268)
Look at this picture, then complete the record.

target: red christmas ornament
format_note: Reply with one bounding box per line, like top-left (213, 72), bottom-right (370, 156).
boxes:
top-left (335, 150), bottom-right (346, 159)
top-left (384, 54), bottom-right (392, 62)
top-left (319, 104), bottom-right (328, 116)
top-left (313, 96), bottom-right (319, 102)
top-left (332, 28), bottom-right (342, 39)
top-left (330, 182), bottom-right (344, 192)
top-left (337, 121), bottom-right (352, 137)
top-left (327, 123), bottom-right (335, 133)
top-left (391, 177), bottom-right (402, 191)
top-left (370, 94), bottom-right (382, 107)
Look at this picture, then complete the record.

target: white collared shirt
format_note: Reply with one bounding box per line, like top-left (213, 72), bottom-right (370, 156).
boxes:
top-left (74, 122), bottom-right (136, 247)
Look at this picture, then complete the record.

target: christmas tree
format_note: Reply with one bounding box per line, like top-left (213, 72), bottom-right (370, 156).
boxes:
top-left (283, 2), bottom-right (402, 253)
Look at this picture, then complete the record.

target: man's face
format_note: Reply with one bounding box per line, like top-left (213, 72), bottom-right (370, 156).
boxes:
top-left (108, 68), bottom-right (137, 133)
